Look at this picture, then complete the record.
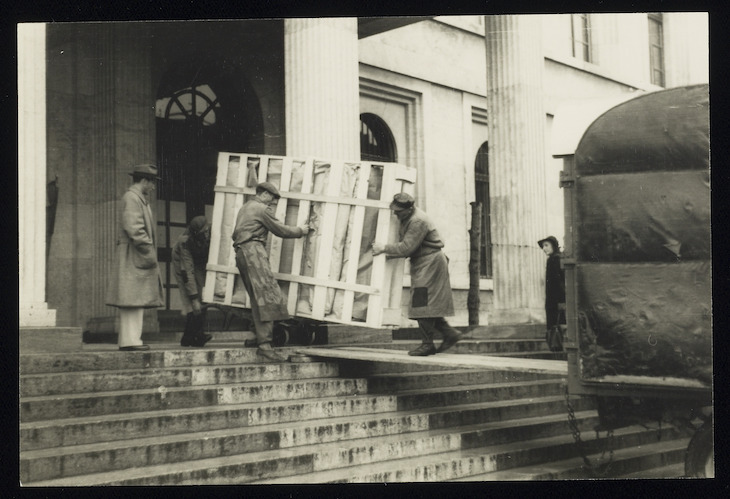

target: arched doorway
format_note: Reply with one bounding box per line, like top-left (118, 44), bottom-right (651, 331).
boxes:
top-left (155, 61), bottom-right (264, 310)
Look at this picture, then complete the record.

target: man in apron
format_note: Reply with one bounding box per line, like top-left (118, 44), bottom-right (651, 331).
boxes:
top-left (232, 182), bottom-right (310, 362)
top-left (373, 193), bottom-right (463, 356)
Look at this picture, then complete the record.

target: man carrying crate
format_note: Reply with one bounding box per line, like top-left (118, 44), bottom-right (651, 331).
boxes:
top-left (373, 193), bottom-right (463, 356)
top-left (232, 182), bottom-right (310, 362)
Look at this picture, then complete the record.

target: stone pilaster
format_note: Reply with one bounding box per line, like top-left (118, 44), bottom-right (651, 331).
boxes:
top-left (19, 23), bottom-right (56, 327)
top-left (284, 18), bottom-right (360, 159)
top-left (484, 15), bottom-right (547, 325)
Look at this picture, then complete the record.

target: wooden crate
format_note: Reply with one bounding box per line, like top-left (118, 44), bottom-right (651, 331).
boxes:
top-left (202, 152), bottom-right (417, 328)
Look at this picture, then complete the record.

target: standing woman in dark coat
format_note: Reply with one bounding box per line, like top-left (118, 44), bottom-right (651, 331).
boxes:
top-left (538, 236), bottom-right (566, 332)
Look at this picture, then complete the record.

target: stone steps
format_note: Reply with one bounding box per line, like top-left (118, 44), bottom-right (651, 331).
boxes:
top-left (20, 339), bottom-right (687, 483)
top-left (253, 424), bottom-right (684, 483)
top-left (452, 436), bottom-right (690, 480)
top-left (20, 361), bottom-right (340, 397)
top-left (20, 377), bottom-right (368, 422)
top-left (23, 410), bottom-right (600, 485)
top-left (20, 393), bottom-right (399, 451)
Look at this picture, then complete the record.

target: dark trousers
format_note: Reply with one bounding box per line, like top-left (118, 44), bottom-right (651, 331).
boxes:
top-left (416, 317), bottom-right (459, 344)
top-left (235, 249), bottom-right (274, 346)
top-left (181, 311), bottom-right (207, 341)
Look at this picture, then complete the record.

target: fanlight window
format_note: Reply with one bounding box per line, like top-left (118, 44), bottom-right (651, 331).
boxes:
top-left (155, 84), bottom-right (220, 126)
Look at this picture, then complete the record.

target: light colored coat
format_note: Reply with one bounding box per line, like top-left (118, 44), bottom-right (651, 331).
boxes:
top-left (106, 184), bottom-right (164, 308)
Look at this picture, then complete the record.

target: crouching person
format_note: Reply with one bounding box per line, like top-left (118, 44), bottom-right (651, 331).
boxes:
top-left (173, 215), bottom-right (212, 347)
top-left (373, 193), bottom-right (463, 356)
top-left (232, 182), bottom-right (310, 362)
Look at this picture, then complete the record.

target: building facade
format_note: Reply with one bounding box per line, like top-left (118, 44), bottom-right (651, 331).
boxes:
top-left (18, 14), bottom-right (709, 333)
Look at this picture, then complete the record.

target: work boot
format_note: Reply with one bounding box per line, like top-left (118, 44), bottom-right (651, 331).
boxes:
top-left (191, 333), bottom-right (213, 347)
top-left (257, 343), bottom-right (289, 362)
top-left (408, 342), bottom-right (437, 356)
top-left (436, 331), bottom-right (464, 354)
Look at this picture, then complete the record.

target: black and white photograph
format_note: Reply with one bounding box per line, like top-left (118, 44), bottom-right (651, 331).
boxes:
top-left (18, 12), bottom-right (712, 485)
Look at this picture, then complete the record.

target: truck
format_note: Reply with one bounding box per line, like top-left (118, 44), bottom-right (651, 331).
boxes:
top-left (554, 84), bottom-right (712, 477)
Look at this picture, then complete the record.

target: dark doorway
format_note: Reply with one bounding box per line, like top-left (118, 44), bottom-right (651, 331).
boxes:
top-left (155, 61), bottom-right (264, 309)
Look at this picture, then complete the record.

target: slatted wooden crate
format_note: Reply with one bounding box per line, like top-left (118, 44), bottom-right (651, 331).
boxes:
top-left (202, 152), bottom-right (417, 328)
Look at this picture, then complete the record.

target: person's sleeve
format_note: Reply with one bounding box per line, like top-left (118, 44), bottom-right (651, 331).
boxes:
top-left (383, 219), bottom-right (429, 257)
top-left (260, 206), bottom-right (304, 238)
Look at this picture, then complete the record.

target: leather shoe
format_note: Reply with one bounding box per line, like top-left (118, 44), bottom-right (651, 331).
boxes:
top-left (408, 343), bottom-right (437, 356)
top-left (119, 345), bottom-right (150, 351)
top-left (436, 332), bottom-right (464, 353)
top-left (257, 347), bottom-right (289, 363)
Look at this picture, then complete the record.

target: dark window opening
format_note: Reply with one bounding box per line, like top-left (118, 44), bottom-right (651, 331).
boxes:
top-left (474, 141), bottom-right (492, 278)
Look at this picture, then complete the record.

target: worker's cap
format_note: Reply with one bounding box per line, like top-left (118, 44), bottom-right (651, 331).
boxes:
top-left (128, 163), bottom-right (161, 180)
top-left (389, 192), bottom-right (415, 210)
top-left (256, 181), bottom-right (281, 198)
top-left (537, 236), bottom-right (560, 250)
top-left (189, 215), bottom-right (210, 234)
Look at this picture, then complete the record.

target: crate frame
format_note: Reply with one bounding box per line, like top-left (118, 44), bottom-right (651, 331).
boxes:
top-left (202, 152), bottom-right (417, 328)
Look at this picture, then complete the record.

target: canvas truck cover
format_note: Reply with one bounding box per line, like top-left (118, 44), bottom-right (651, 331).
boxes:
top-left (571, 84), bottom-right (711, 389)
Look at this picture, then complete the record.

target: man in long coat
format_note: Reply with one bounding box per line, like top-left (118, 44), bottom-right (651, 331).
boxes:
top-left (172, 215), bottom-right (212, 347)
top-left (106, 164), bottom-right (164, 351)
top-left (373, 193), bottom-right (463, 356)
top-left (232, 182), bottom-right (309, 362)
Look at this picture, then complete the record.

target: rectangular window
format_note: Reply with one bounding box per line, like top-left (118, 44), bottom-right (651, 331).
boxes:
top-left (648, 13), bottom-right (666, 87)
top-left (571, 14), bottom-right (592, 62)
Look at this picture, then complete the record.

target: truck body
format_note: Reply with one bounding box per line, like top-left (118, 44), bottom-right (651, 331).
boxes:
top-left (555, 84), bottom-right (712, 475)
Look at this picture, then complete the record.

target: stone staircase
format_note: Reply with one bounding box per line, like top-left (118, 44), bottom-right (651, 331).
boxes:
top-left (20, 336), bottom-right (690, 485)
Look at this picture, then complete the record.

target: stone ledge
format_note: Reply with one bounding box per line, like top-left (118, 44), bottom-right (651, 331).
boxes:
top-left (20, 327), bottom-right (83, 354)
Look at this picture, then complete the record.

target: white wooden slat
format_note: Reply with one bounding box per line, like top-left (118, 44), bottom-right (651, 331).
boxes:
top-left (287, 158), bottom-right (314, 314)
top-left (205, 264), bottom-right (382, 296)
top-left (214, 185), bottom-right (392, 209)
top-left (382, 174), bottom-right (416, 316)
top-left (203, 153), bottom-right (236, 304)
top-left (366, 163), bottom-right (398, 327)
top-left (311, 160), bottom-right (345, 319)
top-left (339, 162), bottom-right (371, 323)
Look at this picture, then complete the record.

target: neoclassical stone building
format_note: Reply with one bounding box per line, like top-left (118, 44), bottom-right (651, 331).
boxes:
top-left (19, 14), bottom-right (709, 336)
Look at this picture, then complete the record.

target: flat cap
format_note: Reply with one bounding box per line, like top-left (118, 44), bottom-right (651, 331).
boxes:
top-left (390, 192), bottom-right (415, 210)
top-left (129, 164), bottom-right (161, 180)
top-left (256, 181), bottom-right (281, 198)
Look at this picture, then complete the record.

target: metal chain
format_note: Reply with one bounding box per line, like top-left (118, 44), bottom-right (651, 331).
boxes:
top-left (564, 384), bottom-right (615, 478)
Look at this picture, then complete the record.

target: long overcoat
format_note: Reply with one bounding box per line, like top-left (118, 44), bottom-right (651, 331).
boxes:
top-left (172, 229), bottom-right (208, 315)
top-left (383, 207), bottom-right (454, 319)
top-left (106, 184), bottom-right (164, 308)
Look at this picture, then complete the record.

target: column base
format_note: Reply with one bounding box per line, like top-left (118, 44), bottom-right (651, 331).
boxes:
top-left (19, 303), bottom-right (57, 328)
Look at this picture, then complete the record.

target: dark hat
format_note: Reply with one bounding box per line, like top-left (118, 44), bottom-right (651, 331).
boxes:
top-left (189, 215), bottom-right (209, 234)
top-left (129, 164), bottom-right (161, 180)
top-left (390, 192), bottom-right (415, 210)
top-left (538, 236), bottom-right (560, 250)
top-left (256, 181), bottom-right (280, 198)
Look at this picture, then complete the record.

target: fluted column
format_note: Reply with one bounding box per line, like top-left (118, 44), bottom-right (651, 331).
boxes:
top-left (19, 23), bottom-right (56, 327)
top-left (284, 18), bottom-right (360, 159)
top-left (484, 15), bottom-right (547, 324)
